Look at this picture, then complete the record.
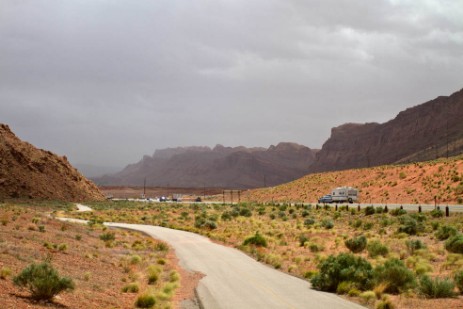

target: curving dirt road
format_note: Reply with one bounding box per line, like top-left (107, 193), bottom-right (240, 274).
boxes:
top-left (104, 222), bottom-right (365, 309)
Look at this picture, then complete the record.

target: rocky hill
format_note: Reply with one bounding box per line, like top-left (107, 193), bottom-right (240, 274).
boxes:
top-left (0, 124), bottom-right (104, 201)
top-left (247, 155), bottom-right (463, 204)
top-left (309, 88), bottom-right (463, 172)
top-left (95, 143), bottom-right (318, 188)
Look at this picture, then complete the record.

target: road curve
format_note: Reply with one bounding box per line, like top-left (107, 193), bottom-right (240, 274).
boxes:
top-left (105, 222), bottom-right (365, 309)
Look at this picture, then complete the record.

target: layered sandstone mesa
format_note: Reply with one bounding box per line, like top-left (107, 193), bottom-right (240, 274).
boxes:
top-left (95, 142), bottom-right (318, 189)
top-left (0, 124), bottom-right (104, 201)
top-left (309, 88), bottom-right (463, 173)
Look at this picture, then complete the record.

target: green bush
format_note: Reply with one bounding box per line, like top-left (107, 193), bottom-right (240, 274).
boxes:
top-left (299, 234), bottom-right (309, 247)
top-left (122, 282), bottom-right (139, 293)
top-left (243, 232), bottom-right (267, 247)
top-left (390, 208), bottom-right (407, 216)
top-left (406, 239), bottom-right (426, 254)
top-left (397, 215), bottom-right (422, 235)
top-left (13, 262), bottom-right (75, 300)
top-left (435, 225), bottom-right (458, 241)
top-left (135, 293), bottom-right (156, 308)
top-left (430, 209), bottom-right (444, 218)
top-left (445, 234), bottom-right (463, 254)
top-left (375, 296), bottom-right (395, 309)
top-left (321, 218), bottom-right (334, 229)
top-left (310, 253), bottom-right (373, 292)
top-left (303, 218), bottom-right (315, 226)
top-left (367, 240), bottom-right (389, 258)
top-left (99, 232), bottom-right (116, 241)
top-left (194, 216), bottom-right (217, 229)
top-left (364, 206), bottom-right (375, 216)
top-left (419, 275), bottom-right (457, 298)
top-left (454, 271), bottom-right (463, 294)
top-left (345, 235), bottom-right (367, 253)
top-left (373, 258), bottom-right (416, 294)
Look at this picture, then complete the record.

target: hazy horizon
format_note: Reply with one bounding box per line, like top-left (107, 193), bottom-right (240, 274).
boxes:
top-left (1, 0), bottom-right (462, 167)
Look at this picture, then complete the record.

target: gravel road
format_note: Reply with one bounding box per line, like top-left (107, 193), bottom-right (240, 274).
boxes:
top-left (105, 222), bottom-right (365, 309)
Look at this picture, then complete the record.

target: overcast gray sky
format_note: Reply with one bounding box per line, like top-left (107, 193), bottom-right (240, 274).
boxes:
top-left (1, 0), bottom-right (463, 169)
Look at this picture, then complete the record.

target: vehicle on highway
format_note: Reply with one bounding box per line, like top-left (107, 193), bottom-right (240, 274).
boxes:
top-left (318, 194), bottom-right (334, 203)
top-left (331, 186), bottom-right (358, 203)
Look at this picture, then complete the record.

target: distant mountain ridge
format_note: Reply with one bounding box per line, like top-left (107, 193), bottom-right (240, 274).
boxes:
top-left (94, 143), bottom-right (318, 188)
top-left (95, 87), bottom-right (463, 189)
top-left (0, 124), bottom-right (104, 201)
top-left (308, 87), bottom-right (463, 172)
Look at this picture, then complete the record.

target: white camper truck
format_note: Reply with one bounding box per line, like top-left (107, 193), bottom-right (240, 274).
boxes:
top-left (331, 187), bottom-right (358, 203)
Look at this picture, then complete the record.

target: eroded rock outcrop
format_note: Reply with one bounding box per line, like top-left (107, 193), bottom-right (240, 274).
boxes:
top-left (309, 88), bottom-right (463, 172)
top-left (0, 124), bottom-right (104, 201)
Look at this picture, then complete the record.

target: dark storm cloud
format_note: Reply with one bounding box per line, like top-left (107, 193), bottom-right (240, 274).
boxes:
top-left (1, 0), bottom-right (462, 168)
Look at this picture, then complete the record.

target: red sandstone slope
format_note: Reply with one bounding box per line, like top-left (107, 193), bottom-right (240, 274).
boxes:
top-left (0, 124), bottom-right (104, 201)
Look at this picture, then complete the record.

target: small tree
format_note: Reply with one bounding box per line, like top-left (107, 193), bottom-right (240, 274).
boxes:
top-left (13, 262), bottom-right (75, 301)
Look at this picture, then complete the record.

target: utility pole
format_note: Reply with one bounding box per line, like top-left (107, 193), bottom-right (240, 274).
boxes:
top-left (446, 103), bottom-right (449, 159)
top-left (143, 177), bottom-right (146, 199)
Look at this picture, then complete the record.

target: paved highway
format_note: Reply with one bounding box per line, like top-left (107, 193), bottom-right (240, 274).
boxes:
top-left (112, 198), bottom-right (463, 213)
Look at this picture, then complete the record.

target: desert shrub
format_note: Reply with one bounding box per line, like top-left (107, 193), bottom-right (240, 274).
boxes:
top-left (130, 255), bottom-right (142, 265)
top-left (375, 296), bottom-right (395, 309)
top-left (308, 242), bottom-right (324, 252)
top-left (360, 290), bottom-right (376, 304)
top-left (406, 239), bottom-right (426, 254)
top-left (239, 207), bottom-right (252, 217)
top-left (367, 240), bottom-right (389, 258)
top-left (365, 206), bottom-right (375, 216)
top-left (363, 222), bottom-right (374, 230)
top-left (221, 211), bottom-right (232, 221)
top-left (445, 234), bottom-right (463, 253)
top-left (135, 293), bottom-right (156, 308)
top-left (336, 281), bottom-right (357, 295)
top-left (435, 225), bottom-right (458, 241)
top-left (430, 209), bottom-right (444, 218)
top-left (155, 242), bottom-right (169, 252)
top-left (243, 232), bottom-right (267, 247)
top-left (169, 270), bottom-right (180, 282)
top-left (303, 218), bottom-right (315, 227)
top-left (397, 215), bottom-right (422, 235)
top-left (419, 275), bottom-right (457, 298)
top-left (351, 219), bottom-right (362, 228)
top-left (373, 258), bottom-right (416, 294)
top-left (194, 216), bottom-right (217, 229)
top-left (321, 218), bottom-right (334, 229)
top-left (299, 234), bottom-right (309, 247)
top-left (122, 282), bottom-right (139, 293)
top-left (13, 262), bottom-right (75, 300)
top-left (345, 235), bottom-right (367, 253)
top-left (99, 232), bottom-right (116, 241)
top-left (310, 253), bottom-right (373, 292)
top-left (390, 208), bottom-right (407, 216)
top-left (375, 207), bottom-right (384, 214)
top-left (0, 267), bottom-right (12, 279)
top-left (454, 271), bottom-right (463, 294)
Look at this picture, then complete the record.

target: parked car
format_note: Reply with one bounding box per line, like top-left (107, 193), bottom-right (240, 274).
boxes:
top-left (318, 194), bottom-right (334, 203)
